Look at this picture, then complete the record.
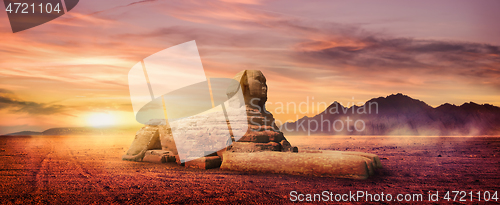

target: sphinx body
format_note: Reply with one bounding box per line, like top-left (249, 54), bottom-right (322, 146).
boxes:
top-left (122, 70), bottom-right (382, 179)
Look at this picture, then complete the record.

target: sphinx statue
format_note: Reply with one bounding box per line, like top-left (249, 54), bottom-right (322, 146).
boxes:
top-left (122, 70), bottom-right (382, 179)
top-left (223, 70), bottom-right (296, 153)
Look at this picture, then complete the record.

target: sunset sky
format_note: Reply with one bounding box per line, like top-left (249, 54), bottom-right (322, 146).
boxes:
top-left (0, 0), bottom-right (499, 135)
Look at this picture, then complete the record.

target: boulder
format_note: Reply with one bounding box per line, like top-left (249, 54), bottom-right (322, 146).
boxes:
top-left (142, 150), bottom-right (176, 163)
top-left (185, 156), bottom-right (222, 169)
top-left (220, 151), bottom-right (375, 180)
top-left (122, 125), bottom-right (162, 161)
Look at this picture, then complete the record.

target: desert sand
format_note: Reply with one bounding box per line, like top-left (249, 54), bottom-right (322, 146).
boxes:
top-left (0, 134), bottom-right (499, 204)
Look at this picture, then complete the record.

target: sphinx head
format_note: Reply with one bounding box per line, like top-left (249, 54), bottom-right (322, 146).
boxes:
top-left (227, 70), bottom-right (268, 110)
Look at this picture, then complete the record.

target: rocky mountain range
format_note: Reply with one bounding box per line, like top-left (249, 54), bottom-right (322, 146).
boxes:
top-left (282, 93), bottom-right (500, 136)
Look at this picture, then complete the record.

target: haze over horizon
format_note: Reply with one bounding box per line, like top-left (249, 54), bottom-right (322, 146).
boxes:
top-left (1, 0), bottom-right (499, 135)
top-left (2, 93), bottom-right (499, 136)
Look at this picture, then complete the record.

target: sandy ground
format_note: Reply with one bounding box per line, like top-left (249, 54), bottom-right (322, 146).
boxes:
top-left (0, 134), bottom-right (499, 204)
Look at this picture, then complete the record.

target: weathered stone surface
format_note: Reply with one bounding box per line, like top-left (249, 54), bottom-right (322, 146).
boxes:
top-left (297, 150), bottom-right (381, 175)
top-left (185, 156), bottom-right (222, 169)
top-left (142, 150), bottom-right (176, 163)
top-left (158, 124), bottom-right (178, 155)
top-left (122, 125), bottom-right (162, 161)
top-left (142, 151), bottom-right (163, 163)
top-left (280, 140), bottom-right (292, 152)
top-left (169, 111), bottom-right (233, 163)
top-left (165, 155), bottom-right (176, 163)
top-left (220, 152), bottom-right (372, 179)
top-left (300, 150), bottom-right (382, 169)
top-left (227, 142), bottom-right (281, 152)
top-left (175, 155), bottom-right (184, 166)
top-left (216, 147), bottom-right (228, 161)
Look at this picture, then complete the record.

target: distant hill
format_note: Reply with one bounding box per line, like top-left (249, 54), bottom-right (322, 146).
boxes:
top-left (1, 126), bottom-right (140, 137)
top-left (282, 93), bottom-right (500, 136)
top-left (3, 131), bottom-right (43, 136)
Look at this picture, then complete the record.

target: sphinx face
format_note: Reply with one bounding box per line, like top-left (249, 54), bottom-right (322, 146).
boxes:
top-left (247, 70), bottom-right (268, 99)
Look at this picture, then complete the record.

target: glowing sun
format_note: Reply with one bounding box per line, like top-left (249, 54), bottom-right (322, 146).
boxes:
top-left (86, 113), bottom-right (116, 127)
